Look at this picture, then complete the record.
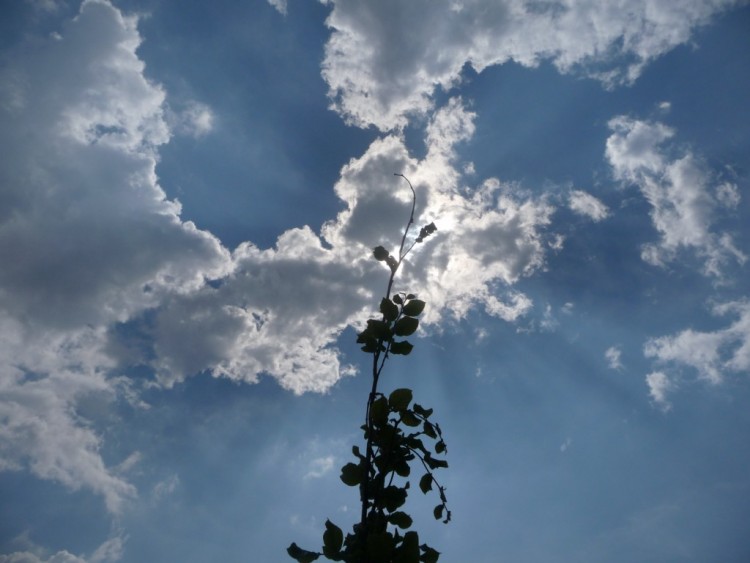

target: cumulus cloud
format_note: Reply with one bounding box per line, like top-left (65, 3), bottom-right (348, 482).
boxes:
top-left (569, 190), bottom-right (609, 222)
top-left (606, 115), bottom-right (746, 277)
top-left (321, 0), bottom-right (739, 129)
top-left (145, 98), bottom-right (554, 392)
top-left (644, 300), bottom-right (750, 385)
top-left (0, 0), bottom-right (229, 512)
top-left (0, 0), bottom-right (559, 524)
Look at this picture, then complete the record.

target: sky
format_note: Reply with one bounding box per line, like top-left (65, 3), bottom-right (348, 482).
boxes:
top-left (1, 0), bottom-right (749, 561)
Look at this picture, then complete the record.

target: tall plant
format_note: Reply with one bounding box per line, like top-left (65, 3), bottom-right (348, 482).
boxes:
top-left (288, 175), bottom-right (450, 563)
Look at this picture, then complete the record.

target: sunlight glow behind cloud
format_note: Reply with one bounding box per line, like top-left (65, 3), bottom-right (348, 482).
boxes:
top-left (0, 0), bottom-right (747, 550)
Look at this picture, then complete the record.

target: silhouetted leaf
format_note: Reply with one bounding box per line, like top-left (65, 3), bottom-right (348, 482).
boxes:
top-left (401, 410), bottom-right (420, 427)
top-left (393, 294), bottom-right (403, 305)
top-left (413, 404), bottom-right (433, 419)
top-left (382, 485), bottom-right (407, 512)
top-left (380, 297), bottom-right (399, 322)
top-left (423, 421), bottom-right (436, 439)
top-left (394, 458), bottom-right (410, 477)
top-left (287, 543), bottom-right (320, 563)
top-left (389, 388), bottom-right (413, 411)
top-left (323, 520), bottom-right (344, 557)
top-left (402, 299), bottom-right (426, 317)
top-left (373, 246), bottom-right (390, 261)
top-left (366, 532), bottom-right (395, 562)
top-left (395, 531), bottom-right (420, 563)
top-left (420, 544), bottom-right (440, 563)
top-left (389, 511), bottom-right (413, 529)
top-left (433, 504), bottom-right (443, 520)
top-left (424, 455), bottom-right (448, 470)
top-left (366, 319), bottom-right (392, 341)
top-left (370, 396), bottom-right (388, 425)
top-left (419, 473), bottom-right (432, 494)
top-left (394, 316), bottom-right (419, 336)
top-left (340, 463), bottom-right (362, 486)
top-left (435, 441), bottom-right (446, 454)
top-left (390, 340), bottom-right (413, 355)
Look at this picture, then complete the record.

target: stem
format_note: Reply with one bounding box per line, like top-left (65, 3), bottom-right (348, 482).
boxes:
top-left (359, 174), bottom-right (418, 555)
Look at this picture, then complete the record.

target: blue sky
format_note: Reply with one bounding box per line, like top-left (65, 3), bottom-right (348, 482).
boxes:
top-left (1, 1), bottom-right (749, 562)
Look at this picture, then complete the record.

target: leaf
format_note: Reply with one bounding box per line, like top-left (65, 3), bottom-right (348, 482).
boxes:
top-left (420, 544), bottom-right (440, 563)
top-left (435, 440), bottom-right (446, 454)
top-left (389, 511), bottom-right (413, 529)
top-left (423, 421), bottom-right (436, 439)
top-left (394, 317), bottom-right (419, 336)
top-left (286, 543), bottom-right (320, 563)
top-left (402, 299), bottom-right (426, 317)
top-left (323, 520), bottom-right (344, 556)
top-left (366, 531), bottom-right (395, 562)
top-left (370, 396), bottom-right (389, 425)
top-left (419, 473), bottom-right (432, 494)
top-left (389, 388), bottom-right (413, 411)
top-left (433, 504), bottom-right (444, 521)
top-left (381, 485), bottom-right (408, 512)
top-left (394, 458), bottom-right (410, 477)
top-left (413, 404), bottom-right (433, 419)
top-left (424, 455), bottom-right (448, 470)
top-left (401, 410), bottom-right (420, 427)
top-left (373, 246), bottom-right (390, 261)
top-left (366, 319), bottom-right (392, 341)
top-left (392, 294), bottom-right (403, 305)
top-left (390, 340), bottom-right (413, 355)
top-left (380, 297), bottom-right (400, 322)
top-left (395, 531), bottom-right (420, 563)
top-left (340, 462), bottom-right (362, 486)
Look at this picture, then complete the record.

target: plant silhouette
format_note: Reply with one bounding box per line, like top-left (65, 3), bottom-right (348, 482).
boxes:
top-left (287, 175), bottom-right (449, 563)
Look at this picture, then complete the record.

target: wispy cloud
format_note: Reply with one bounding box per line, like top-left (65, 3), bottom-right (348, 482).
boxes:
top-left (606, 115), bottom-right (746, 278)
top-left (644, 300), bottom-right (750, 385)
top-left (569, 190), bottom-right (609, 222)
top-left (645, 371), bottom-right (673, 411)
top-left (605, 346), bottom-right (623, 370)
top-left (0, 533), bottom-right (124, 563)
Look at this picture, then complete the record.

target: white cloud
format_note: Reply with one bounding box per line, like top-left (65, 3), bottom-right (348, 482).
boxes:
top-left (606, 115), bottom-right (746, 278)
top-left (152, 474), bottom-right (180, 501)
top-left (645, 371), bottom-right (672, 411)
top-left (168, 100), bottom-right (215, 138)
top-left (568, 190), bottom-right (609, 222)
top-left (0, 322), bottom-right (136, 514)
top-left (0, 0), bottom-right (558, 518)
top-left (605, 346), bottom-right (623, 370)
top-left (321, 0), bottom-right (739, 130)
top-left (0, 0), bottom-right (229, 512)
top-left (146, 98), bottom-right (554, 392)
top-left (24, 0), bottom-right (64, 14)
top-left (644, 300), bottom-right (750, 385)
top-left (0, 534), bottom-right (123, 563)
top-left (267, 0), bottom-right (287, 16)
top-left (304, 456), bottom-right (336, 480)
